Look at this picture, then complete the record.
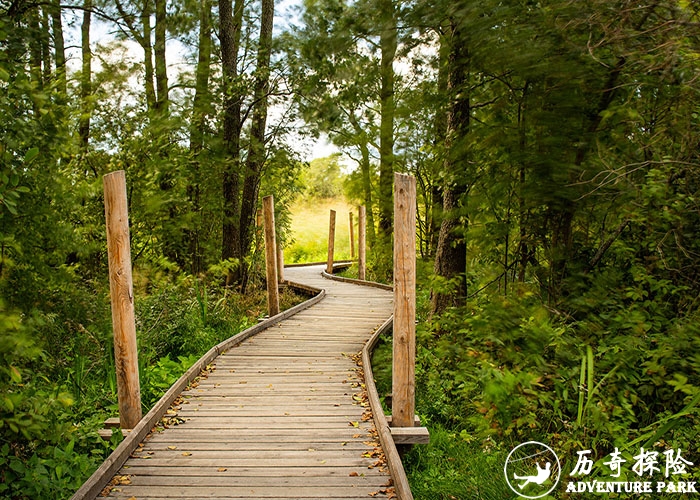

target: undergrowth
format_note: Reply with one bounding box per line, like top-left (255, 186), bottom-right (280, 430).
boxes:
top-left (0, 264), bottom-right (307, 500)
top-left (368, 259), bottom-right (700, 499)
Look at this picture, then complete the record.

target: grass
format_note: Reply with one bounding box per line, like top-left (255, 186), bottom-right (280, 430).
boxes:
top-left (286, 197), bottom-right (356, 264)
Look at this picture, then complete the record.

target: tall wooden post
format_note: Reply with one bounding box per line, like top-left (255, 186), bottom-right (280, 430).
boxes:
top-left (103, 170), bottom-right (142, 429)
top-left (277, 243), bottom-right (285, 283)
top-left (263, 195), bottom-right (279, 316)
top-left (392, 173), bottom-right (416, 428)
top-left (349, 212), bottom-right (355, 259)
top-left (358, 206), bottom-right (366, 280)
top-left (326, 209), bottom-right (336, 274)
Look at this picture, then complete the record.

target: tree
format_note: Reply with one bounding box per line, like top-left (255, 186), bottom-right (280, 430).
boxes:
top-left (239, 0), bottom-right (275, 289)
top-left (220, 0), bottom-right (245, 282)
top-left (430, 9), bottom-right (469, 315)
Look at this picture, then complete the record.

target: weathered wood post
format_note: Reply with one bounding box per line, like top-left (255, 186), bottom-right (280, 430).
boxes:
top-left (263, 195), bottom-right (280, 316)
top-left (326, 209), bottom-right (336, 274)
top-left (358, 206), bottom-right (366, 280)
top-left (392, 173), bottom-right (416, 428)
top-left (277, 242), bottom-right (285, 283)
top-left (103, 170), bottom-right (142, 429)
top-left (349, 212), bottom-right (355, 259)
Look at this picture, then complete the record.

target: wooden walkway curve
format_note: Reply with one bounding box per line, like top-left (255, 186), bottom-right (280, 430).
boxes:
top-left (77, 264), bottom-right (402, 500)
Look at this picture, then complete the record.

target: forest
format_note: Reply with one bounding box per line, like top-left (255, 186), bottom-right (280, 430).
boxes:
top-left (1, 0), bottom-right (700, 498)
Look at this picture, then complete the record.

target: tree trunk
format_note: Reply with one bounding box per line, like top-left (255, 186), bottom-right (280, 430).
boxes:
top-left (220, 0), bottom-right (245, 282)
top-left (79, 0), bottom-right (91, 150)
top-left (187, 0), bottom-right (212, 275)
top-left (50, 0), bottom-right (66, 95)
top-left (238, 0), bottom-right (275, 289)
top-left (359, 139), bottom-right (376, 246)
top-left (142, 0), bottom-right (156, 111)
top-left (154, 0), bottom-right (168, 114)
top-left (377, 0), bottom-right (396, 242)
top-left (40, 7), bottom-right (52, 83)
top-left (431, 19), bottom-right (470, 316)
top-left (28, 8), bottom-right (44, 101)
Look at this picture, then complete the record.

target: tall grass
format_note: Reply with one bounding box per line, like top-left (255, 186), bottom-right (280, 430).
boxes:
top-left (286, 197), bottom-right (356, 264)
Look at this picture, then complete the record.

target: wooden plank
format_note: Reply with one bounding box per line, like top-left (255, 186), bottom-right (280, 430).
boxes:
top-left (118, 466), bottom-right (386, 478)
top-left (107, 486), bottom-right (389, 498)
top-left (123, 475), bottom-right (388, 487)
top-left (390, 426), bottom-right (430, 444)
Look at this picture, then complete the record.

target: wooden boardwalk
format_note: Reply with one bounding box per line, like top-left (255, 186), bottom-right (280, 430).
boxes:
top-left (99, 265), bottom-right (396, 499)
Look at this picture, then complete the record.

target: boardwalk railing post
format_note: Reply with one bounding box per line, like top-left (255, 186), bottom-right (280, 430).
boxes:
top-left (326, 209), bottom-right (336, 274)
top-left (103, 170), bottom-right (142, 429)
top-left (358, 206), bottom-right (366, 280)
top-left (263, 195), bottom-right (280, 316)
top-left (277, 242), bottom-right (285, 283)
top-left (392, 173), bottom-right (416, 429)
top-left (349, 211), bottom-right (355, 259)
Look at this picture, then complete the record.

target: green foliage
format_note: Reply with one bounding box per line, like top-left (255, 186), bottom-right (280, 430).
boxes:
top-left (403, 425), bottom-right (512, 500)
top-left (302, 155), bottom-right (345, 200)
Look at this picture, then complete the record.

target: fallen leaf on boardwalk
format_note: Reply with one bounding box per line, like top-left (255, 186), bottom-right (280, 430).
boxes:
top-left (353, 434), bottom-right (362, 439)
top-left (167, 446), bottom-right (177, 450)
top-left (239, 381), bottom-right (247, 384)
top-left (368, 492), bottom-right (379, 497)
top-left (217, 468), bottom-right (227, 472)
top-left (307, 448), bottom-right (316, 452)
top-left (182, 452), bottom-right (192, 456)
top-left (349, 421), bottom-right (359, 427)
top-left (349, 471), bottom-right (359, 477)
top-left (128, 497), bottom-right (137, 500)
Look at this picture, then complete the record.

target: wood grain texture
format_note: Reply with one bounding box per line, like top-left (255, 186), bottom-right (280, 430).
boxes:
top-left (103, 170), bottom-right (142, 429)
top-left (392, 173), bottom-right (416, 428)
top-left (326, 209), bottom-right (336, 274)
top-left (358, 206), bottom-right (366, 280)
top-left (263, 195), bottom-right (280, 316)
top-left (92, 265), bottom-right (402, 500)
top-left (349, 211), bottom-right (355, 259)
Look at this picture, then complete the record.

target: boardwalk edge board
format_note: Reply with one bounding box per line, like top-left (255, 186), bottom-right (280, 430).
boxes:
top-left (70, 281), bottom-right (325, 500)
top-left (320, 270), bottom-right (394, 291)
top-left (360, 315), bottom-right (414, 500)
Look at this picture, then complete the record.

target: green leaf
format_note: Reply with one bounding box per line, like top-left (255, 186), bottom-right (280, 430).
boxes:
top-left (23, 147), bottom-right (39, 165)
top-left (9, 366), bottom-right (21, 383)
